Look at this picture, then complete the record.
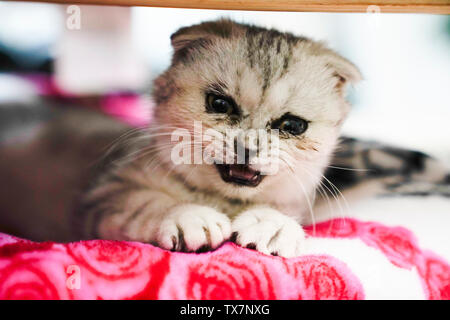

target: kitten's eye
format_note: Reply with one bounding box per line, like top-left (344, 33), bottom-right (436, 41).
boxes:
top-left (275, 116), bottom-right (308, 136)
top-left (207, 94), bottom-right (235, 115)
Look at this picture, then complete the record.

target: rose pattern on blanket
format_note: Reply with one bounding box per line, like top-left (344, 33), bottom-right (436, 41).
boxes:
top-left (0, 218), bottom-right (448, 300)
top-left (304, 218), bottom-right (450, 300)
top-left (156, 246), bottom-right (364, 300)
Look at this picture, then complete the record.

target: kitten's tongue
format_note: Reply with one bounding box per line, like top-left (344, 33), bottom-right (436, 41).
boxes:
top-left (229, 165), bottom-right (258, 180)
top-left (216, 164), bottom-right (263, 187)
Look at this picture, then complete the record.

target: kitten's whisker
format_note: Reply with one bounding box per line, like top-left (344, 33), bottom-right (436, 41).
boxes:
top-left (326, 165), bottom-right (371, 172)
top-left (318, 179), bottom-right (346, 221)
top-left (319, 173), bottom-right (350, 215)
top-left (303, 164), bottom-right (344, 218)
top-left (301, 161), bottom-right (348, 222)
top-left (281, 143), bottom-right (350, 222)
top-left (300, 166), bottom-right (335, 221)
top-left (280, 157), bottom-right (316, 235)
top-left (100, 129), bottom-right (182, 164)
top-left (98, 126), bottom-right (148, 162)
top-left (141, 140), bottom-right (206, 171)
top-left (113, 140), bottom-right (204, 166)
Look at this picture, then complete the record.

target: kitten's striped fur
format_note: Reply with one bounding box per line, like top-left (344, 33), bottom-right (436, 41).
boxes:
top-left (0, 20), bottom-right (447, 257)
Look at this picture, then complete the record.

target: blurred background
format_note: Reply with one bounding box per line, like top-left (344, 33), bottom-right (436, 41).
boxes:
top-left (0, 2), bottom-right (449, 161)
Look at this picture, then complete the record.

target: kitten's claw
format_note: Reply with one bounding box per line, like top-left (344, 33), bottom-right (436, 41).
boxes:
top-left (231, 207), bottom-right (305, 258)
top-left (156, 204), bottom-right (231, 252)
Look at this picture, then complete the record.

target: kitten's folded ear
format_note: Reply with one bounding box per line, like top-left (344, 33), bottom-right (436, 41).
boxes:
top-left (170, 19), bottom-right (237, 62)
top-left (329, 54), bottom-right (362, 95)
top-left (325, 53), bottom-right (362, 94)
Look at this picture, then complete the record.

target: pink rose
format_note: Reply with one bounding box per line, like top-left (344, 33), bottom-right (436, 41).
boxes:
top-left (286, 255), bottom-right (364, 300)
top-left (363, 224), bottom-right (419, 268)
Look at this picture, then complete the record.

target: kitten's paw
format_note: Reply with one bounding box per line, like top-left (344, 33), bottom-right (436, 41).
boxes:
top-left (231, 207), bottom-right (305, 258)
top-left (156, 204), bottom-right (231, 252)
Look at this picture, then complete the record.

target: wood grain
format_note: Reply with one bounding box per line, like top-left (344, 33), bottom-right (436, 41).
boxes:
top-left (5, 0), bottom-right (450, 14)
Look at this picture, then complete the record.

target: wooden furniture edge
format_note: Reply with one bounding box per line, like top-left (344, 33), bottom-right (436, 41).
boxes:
top-left (5, 0), bottom-right (450, 14)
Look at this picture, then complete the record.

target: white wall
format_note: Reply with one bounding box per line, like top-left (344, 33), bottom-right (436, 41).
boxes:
top-left (0, 4), bottom-right (448, 161)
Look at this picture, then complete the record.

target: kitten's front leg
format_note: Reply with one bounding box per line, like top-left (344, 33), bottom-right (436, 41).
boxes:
top-left (231, 207), bottom-right (306, 258)
top-left (98, 199), bottom-right (231, 252)
top-left (83, 174), bottom-right (232, 252)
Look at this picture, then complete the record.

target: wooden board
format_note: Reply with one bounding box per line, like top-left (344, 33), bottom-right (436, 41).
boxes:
top-left (5, 0), bottom-right (450, 14)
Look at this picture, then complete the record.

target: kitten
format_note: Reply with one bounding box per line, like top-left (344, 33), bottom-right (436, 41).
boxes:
top-left (77, 19), bottom-right (362, 257)
top-left (1, 20), bottom-right (446, 256)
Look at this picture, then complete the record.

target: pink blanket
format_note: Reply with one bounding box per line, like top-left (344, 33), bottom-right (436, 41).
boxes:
top-left (1, 76), bottom-right (448, 300)
top-left (1, 218), bottom-right (448, 300)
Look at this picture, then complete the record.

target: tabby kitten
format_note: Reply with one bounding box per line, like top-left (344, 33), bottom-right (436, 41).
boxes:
top-left (76, 19), bottom-right (363, 257)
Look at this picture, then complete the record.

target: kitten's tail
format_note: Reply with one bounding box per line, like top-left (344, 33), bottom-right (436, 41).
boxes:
top-left (324, 136), bottom-right (450, 198)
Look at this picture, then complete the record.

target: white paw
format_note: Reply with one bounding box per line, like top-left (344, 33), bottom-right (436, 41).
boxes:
top-left (156, 204), bottom-right (231, 252)
top-left (232, 207), bottom-right (305, 258)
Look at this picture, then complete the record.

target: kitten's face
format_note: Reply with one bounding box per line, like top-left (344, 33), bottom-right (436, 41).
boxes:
top-left (153, 20), bottom-right (360, 201)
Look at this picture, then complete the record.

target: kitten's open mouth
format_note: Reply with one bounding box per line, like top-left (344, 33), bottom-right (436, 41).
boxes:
top-left (215, 164), bottom-right (263, 187)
